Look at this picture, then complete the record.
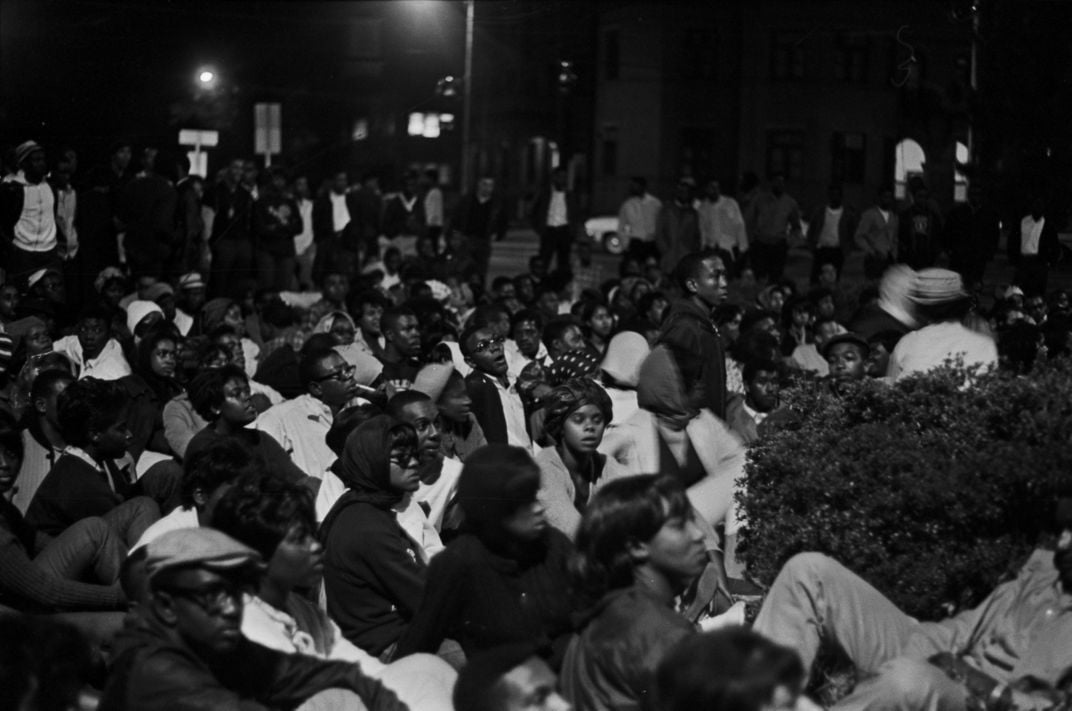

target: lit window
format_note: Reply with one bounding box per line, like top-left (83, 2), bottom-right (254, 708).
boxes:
top-left (894, 138), bottom-right (925, 199)
top-left (352, 119), bottom-right (369, 141)
top-left (408, 113), bottom-right (425, 137)
top-left (423, 114), bottom-right (440, 138)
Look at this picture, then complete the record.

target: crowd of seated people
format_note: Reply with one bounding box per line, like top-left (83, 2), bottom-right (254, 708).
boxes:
top-left (3, 135), bottom-right (1072, 710)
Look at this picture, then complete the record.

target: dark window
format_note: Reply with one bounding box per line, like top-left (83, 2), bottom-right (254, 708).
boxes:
top-left (831, 132), bottom-right (867, 184)
top-left (681, 29), bottom-right (718, 80)
top-left (601, 127), bottom-right (618, 177)
top-left (771, 32), bottom-right (805, 80)
top-left (680, 127), bottom-right (715, 179)
top-left (834, 33), bottom-right (869, 83)
top-left (604, 29), bottom-right (620, 80)
top-left (767, 130), bottom-right (805, 181)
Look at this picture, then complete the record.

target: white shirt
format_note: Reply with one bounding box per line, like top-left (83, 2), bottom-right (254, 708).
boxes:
top-left (330, 192), bottom-right (350, 233)
top-left (504, 338), bottom-right (549, 382)
top-left (547, 190), bottom-right (568, 227)
top-left (493, 376), bottom-right (533, 450)
top-left (424, 186), bottom-right (444, 228)
top-left (393, 496), bottom-right (444, 564)
top-left (618, 193), bottom-right (662, 242)
top-left (173, 309), bottom-right (194, 336)
top-left (1021, 215), bottom-right (1045, 256)
top-left (698, 196), bottom-right (748, 252)
top-left (131, 506), bottom-right (200, 552)
top-left (256, 394), bottom-right (335, 479)
top-left (5, 172), bottom-right (57, 252)
top-left (52, 336), bottom-right (132, 381)
top-left (241, 594), bottom-right (385, 672)
top-left (888, 321), bottom-right (998, 381)
top-left (295, 197), bottom-right (314, 255)
top-left (818, 207), bottom-right (843, 248)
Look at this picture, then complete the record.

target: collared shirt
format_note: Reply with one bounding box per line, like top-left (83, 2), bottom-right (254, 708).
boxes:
top-left (173, 309), bottom-right (194, 336)
top-left (52, 336), bottom-right (132, 381)
top-left (393, 496), bottom-right (444, 564)
top-left (698, 195), bottom-right (748, 252)
top-left (493, 376), bottom-right (532, 450)
top-left (330, 192), bottom-right (350, 233)
top-left (742, 400), bottom-right (768, 426)
top-left (241, 594), bottom-right (386, 674)
top-left (256, 394), bottom-right (335, 479)
top-left (547, 190), bottom-right (568, 227)
top-left (618, 193), bottom-right (662, 242)
top-left (5, 172), bottom-right (57, 252)
top-left (1021, 215), bottom-right (1045, 256)
top-left (818, 206), bottom-right (843, 247)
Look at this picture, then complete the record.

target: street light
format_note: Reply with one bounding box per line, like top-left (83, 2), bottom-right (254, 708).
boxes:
top-left (196, 67), bottom-right (218, 90)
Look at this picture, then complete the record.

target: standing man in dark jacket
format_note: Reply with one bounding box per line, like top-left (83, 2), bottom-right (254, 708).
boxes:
top-left (531, 166), bottom-right (581, 272)
top-left (208, 159), bottom-right (254, 295)
top-left (119, 149), bottom-right (179, 280)
top-left (252, 168), bottom-right (302, 290)
top-left (100, 527), bottom-right (404, 711)
top-left (454, 176), bottom-right (509, 284)
top-left (806, 184), bottom-right (858, 284)
top-left (945, 184), bottom-right (999, 292)
top-left (898, 182), bottom-right (943, 270)
top-left (657, 251), bottom-right (729, 419)
top-left (312, 170), bottom-right (361, 281)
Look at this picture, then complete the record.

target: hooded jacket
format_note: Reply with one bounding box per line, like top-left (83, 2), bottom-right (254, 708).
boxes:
top-left (656, 298), bottom-right (727, 419)
top-left (320, 416), bottom-right (427, 656)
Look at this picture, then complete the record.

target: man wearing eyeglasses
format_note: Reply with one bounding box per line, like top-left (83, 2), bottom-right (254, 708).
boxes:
top-left (462, 324), bottom-right (532, 451)
top-left (257, 344), bottom-right (361, 482)
top-left (101, 527), bottom-right (406, 711)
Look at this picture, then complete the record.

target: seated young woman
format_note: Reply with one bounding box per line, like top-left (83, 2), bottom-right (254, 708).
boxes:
top-left (320, 415), bottom-right (429, 660)
top-left (210, 472), bottom-right (456, 711)
top-left (535, 377), bottom-right (630, 539)
top-left (559, 474), bottom-right (710, 711)
top-left (185, 364), bottom-right (311, 492)
top-left (395, 444), bottom-right (576, 670)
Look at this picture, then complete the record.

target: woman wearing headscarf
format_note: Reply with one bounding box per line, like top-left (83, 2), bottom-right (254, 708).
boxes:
top-left (395, 444), bottom-right (576, 670)
top-left (320, 416), bottom-right (430, 661)
top-left (535, 378), bottom-right (629, 539)
top-left (201, 297), bottom-right (260, 378)
top-left (118, 324), bottom-right (184, 460)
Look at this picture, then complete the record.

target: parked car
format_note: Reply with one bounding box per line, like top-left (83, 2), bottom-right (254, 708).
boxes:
top-left (584, 215), bottom-right (626, 254)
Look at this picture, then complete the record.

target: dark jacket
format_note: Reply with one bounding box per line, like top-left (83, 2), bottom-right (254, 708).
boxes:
top-left (806, 205), bottom-right (859, 251)
top-left (253, 191), bottom-right (302, 256)
top-left (209, 182), bottom-right (253, 244)
top-left (99, 611), bottom-right (403, 711)
top-left (560, 586), bottom-right (695, 711)
top-left (25, 453), bottom-right (130, 536)
top-left (312, 190), bottom-right (361, 245)
top-left (656, 298), bottom-right (727, 419)
top-left (945, 202), bottom-right (999, 265)
top-left (119, 373), bottom-right (181, 460)
top-left (898, 202), bottom-right (944, 270)
top-left (381, 193), bottom-right (426, 239)
top-left (465, 370), bottom-right (510, 445)
top-left (530, 187), bottom-right (582, 234)
top-left (395, 529), bottom-right (576, 667)
top-left (321, 494), bottom-right (427, 656)
top-left (454, 193), bottom-right (508, 242)
top-left (119, 174), bottom-right (179, 275)
top-left (655, 201), bottom-right (701, 274)
top-left (1007, 214), bottom-right (1060, 265)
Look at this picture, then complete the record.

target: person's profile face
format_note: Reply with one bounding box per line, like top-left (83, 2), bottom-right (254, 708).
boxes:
top-left (398, 400), bottom-right (441, 461)
top-left (500, 656), bottom-right (572, 711)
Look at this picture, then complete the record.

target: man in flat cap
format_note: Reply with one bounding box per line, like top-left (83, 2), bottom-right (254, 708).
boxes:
top-left (100, 527), bottom-right (407, 711)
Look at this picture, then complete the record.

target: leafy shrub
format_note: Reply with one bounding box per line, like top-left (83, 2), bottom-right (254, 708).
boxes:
top-left (738, 359), bottom-right (1072, 620)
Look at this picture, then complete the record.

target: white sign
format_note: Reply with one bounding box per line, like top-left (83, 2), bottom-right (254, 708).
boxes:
top-left (254, 103), bottom-right (282, 155)
top-left (178, 129), bottom-right (219, 147)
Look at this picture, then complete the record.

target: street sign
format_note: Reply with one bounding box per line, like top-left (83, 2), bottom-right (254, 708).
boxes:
top-left (178, 129), bottom-right (219, 147)
top-left (254, 103), bottom-right (282, 166)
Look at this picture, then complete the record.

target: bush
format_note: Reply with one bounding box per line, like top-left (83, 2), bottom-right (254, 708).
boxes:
top-left (738, 359), bottom-right (1072, 620)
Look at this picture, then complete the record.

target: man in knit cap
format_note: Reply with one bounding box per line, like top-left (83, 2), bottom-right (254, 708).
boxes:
top-left (1, 141), bottom-right (61, 281)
